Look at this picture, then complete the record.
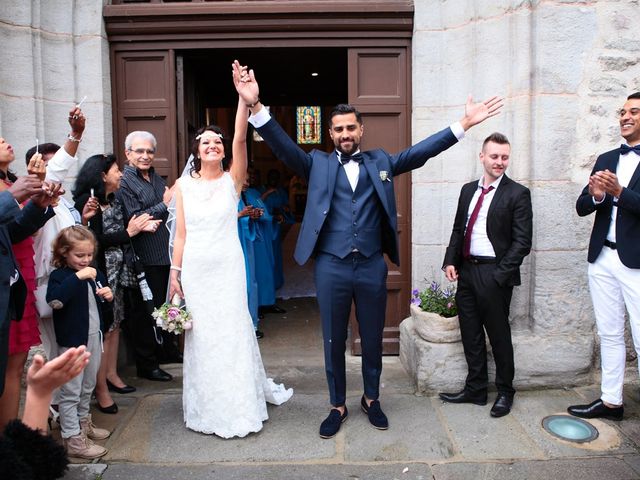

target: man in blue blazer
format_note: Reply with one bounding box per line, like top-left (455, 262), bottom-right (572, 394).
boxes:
top-left (568, 92), bottom-right (640, 421)
top-left (0, 176), bottom-right (59, 394)
top-left (233, 61), bottom-right (502, 438)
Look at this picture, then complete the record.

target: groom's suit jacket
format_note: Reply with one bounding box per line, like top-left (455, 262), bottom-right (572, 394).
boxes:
top-left (576, 148), bottom-right (640, 269)
top-left (443, 174), bottom-right (532, 287)
top-left (255, 118), bottom-right (460, 266)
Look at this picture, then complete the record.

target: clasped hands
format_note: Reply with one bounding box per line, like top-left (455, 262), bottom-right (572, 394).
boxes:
top-left (589, 169), bottom-right (623, 201)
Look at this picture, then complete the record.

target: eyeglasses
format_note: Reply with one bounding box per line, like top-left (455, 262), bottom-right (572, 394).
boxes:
top-left (129, 148), bottom-right (156, 155)
top-left (617, 108), bottom-right (640, 118)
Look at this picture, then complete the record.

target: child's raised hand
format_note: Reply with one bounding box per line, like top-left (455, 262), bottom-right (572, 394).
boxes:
top-left (76, 266), bottom-right (97, 281)
top-left (96, 285), bottom-right (113, 302)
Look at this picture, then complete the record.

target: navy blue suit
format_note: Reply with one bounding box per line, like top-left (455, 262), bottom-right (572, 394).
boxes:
top-left (0, 191), bottom-right (55, 394)
top-left (256, 116), bottom-right (460, 406)
top-left (576, 148), bottom-right (640, 268)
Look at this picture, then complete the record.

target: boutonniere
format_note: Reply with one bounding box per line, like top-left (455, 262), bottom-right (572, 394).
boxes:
top-left (379, 170), bottom-right (391, 182)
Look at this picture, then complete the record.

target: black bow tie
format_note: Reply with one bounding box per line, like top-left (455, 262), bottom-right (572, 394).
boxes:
top-left (339, 153), bottom-right (363, 165)
top-left (620, 144), bottom-right (640, 155)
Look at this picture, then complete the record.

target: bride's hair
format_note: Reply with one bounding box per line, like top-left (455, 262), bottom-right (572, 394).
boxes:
top-left (189, 125), bottom-right (231, 177)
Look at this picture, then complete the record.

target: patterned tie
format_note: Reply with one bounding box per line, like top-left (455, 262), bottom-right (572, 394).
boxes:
top-left (463, 186), bottom-right (495, 259)
top-left (620, 144), bottom-right (640, 155)
top-left (339, 153), bottom-right (363, 165)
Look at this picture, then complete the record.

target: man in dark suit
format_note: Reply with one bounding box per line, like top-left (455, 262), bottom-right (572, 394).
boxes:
top-left (439, 132), bottom-right (532, 418)
top-left (232, 60), bottom-right (502, 437)
top-left (568, 92), bottom-right (640, 421)
top-left (0, 175), bottom-right (60, 394)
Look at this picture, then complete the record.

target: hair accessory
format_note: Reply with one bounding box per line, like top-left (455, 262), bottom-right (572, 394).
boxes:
top-left (195, 131), bottom-right (223, 141)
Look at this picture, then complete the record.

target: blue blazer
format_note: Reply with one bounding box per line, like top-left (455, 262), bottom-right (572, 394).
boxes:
top-left (47, 266), bottom-right (108, 347)
top-left (256, 118), bottom-right (459, 266)
top-left (576, 149), bottom-right (640, 268)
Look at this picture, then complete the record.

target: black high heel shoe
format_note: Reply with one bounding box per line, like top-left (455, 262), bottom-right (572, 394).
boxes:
top-left (96, 401), bottom-right (118, 414)
top-left (106, 379), bottom-right (136, 394)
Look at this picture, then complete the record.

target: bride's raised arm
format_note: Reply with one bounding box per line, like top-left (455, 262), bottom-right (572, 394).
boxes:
top-left (230, 63), bottom-right (249, 193)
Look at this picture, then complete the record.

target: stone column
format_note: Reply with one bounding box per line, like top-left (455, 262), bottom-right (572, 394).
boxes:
top-left (406, 0), bottom-right (640, 392)
top-left (0, 0), bottom-right (111, 183)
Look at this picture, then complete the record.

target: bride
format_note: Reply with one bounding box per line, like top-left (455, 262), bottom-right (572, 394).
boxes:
top-left (168, 67), bottom-right (292, 438)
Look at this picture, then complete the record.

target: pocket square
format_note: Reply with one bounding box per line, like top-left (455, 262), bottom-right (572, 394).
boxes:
top-left (379, 171), bottom-right (391, 182)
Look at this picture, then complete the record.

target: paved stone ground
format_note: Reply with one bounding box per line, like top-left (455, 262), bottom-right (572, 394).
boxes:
top-left (59, 297), bottom-right (640, 480)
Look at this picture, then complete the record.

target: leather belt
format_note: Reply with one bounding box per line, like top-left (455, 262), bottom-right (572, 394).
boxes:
top-left (604, 239), bottom-right (617, 250)
top-left (465, 255), bottom-right (497, 264)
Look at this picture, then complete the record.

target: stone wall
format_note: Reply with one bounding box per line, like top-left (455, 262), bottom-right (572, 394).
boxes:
top-left (407, 0), bottom-right (640, 392)
top-left (0, 0), bottom-right (112, 183)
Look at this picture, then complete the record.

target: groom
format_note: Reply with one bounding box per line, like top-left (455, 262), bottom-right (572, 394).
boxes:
top-left (233, 60), bottom-right (502, 438)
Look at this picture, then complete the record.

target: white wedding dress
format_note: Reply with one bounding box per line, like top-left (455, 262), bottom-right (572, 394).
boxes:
top-left (179, 173), bottom-right (292, 438)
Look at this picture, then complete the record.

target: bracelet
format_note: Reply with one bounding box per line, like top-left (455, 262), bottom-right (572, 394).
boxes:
top-left (67, 133), bottom-right (82, 143)
top-left (247, 98), bottom-right (260, 108)
top-left (170, 265), bottom-right (182, 272)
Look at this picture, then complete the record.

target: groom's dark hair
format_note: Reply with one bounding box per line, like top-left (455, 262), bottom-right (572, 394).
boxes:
top-left (628, 92), bottom-right (640, 100)
top-left (190, 125), bottom-right (231, 176)
top-left (329, 104), bottom-right (362, 126)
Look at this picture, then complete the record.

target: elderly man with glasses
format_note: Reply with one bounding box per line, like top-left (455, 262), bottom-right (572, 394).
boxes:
top-left (118, 131), bottom-right (178, 382)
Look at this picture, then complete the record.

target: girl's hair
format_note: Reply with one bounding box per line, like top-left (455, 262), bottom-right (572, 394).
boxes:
top-left (189, 125), bottom-right (231, 177)
top-left (73, 154), bottom-right (118, 205)
top-left (51, 225), bottom-right (97, 268)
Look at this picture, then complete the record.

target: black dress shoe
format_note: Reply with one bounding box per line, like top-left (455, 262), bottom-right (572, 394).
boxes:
top-left (106, 379), bottom-right (136, 394)
top-left (319, 407), bottom-right (348, 439)
top-left (439, 389), bottom-right (487, 406)
top-left (568, 399), bottom-right (623, 421)
top-left (490, 393), bottom-right (513, 418)
top-left (137, 368), bottom-right (173, 382)
top-left (255, 330), bottom-right (264, 339)
top-left (96, 401), bottom-right (118, 414)
top-left (361, 395), bottom-right (389, 430)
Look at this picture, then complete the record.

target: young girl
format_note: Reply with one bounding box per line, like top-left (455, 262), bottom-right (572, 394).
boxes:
top-left (46, 226), bottom-right (113, 459)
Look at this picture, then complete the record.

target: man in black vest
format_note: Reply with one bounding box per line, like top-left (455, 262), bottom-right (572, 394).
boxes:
top-left (233, 60), bottom-right (502, 438)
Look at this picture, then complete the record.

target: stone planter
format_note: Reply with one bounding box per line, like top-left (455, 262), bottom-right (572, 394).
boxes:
top-left (410, 303), bottom-right (461, 343)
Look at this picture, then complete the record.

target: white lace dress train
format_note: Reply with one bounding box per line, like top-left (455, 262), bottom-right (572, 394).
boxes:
top-left (179, 173), bottom-right (292, 438)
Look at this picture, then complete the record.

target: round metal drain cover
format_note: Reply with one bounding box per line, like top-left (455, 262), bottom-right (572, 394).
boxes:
top-left (542, 415), bottom-right (599, 443)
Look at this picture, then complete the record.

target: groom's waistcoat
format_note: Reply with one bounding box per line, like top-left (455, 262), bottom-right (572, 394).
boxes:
top-left (316, 164), bottom-right (383, 258)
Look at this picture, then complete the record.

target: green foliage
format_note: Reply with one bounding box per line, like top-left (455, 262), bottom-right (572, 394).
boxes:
top-left (411, 281), bottom-right (457, 318)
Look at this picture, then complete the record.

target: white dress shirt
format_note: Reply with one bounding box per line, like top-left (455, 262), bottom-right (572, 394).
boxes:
top-left (466, 175), bottom-right (504, 257)
top-left (606, 149), bottom-right (640, 243)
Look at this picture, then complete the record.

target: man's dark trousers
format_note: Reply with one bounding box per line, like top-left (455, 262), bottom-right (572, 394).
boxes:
top-left (456, 260), bottom-right (515, 397)
top-left (314, 251), bottom-right (387, 407)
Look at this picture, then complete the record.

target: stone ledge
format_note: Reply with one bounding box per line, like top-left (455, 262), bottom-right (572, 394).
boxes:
top-left (400, 316), bottom-right (595, 394)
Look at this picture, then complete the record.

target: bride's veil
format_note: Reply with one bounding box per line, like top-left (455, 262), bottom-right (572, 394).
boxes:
top-left (165, 154), bottom-right (194, 303)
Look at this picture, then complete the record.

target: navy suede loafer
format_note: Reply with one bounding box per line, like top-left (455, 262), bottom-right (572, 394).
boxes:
top-left (319, 407), bottom-right (348, 439)
top-left (361, 395), bottom-right (389, 430)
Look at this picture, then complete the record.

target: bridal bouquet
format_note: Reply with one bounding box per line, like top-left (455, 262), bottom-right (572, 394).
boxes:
top-left (152, 300), bottom-right (193, 335)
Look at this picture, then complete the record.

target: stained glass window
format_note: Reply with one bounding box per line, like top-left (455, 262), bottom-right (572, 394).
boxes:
top-left (296, 106), bottom-right (321, 144)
